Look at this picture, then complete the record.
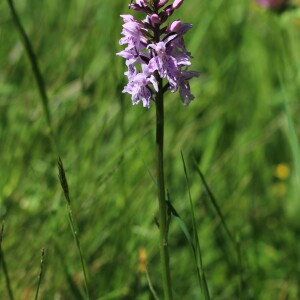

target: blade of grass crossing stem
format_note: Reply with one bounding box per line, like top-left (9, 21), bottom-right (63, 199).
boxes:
top-left (0, 223), bottom-right (15, 300)
top-left (167, 194), bottom-right (210, 300)
top-left (168, 202), bottom-right (200, 282)
top-left (34, 248), bottom-right (45, 300)
top-left (180, 153), bottom-right (210, 299)
top-left (57, 158), bottom-right (90, 300)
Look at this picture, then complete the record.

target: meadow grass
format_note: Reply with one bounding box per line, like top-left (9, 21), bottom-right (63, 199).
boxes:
top-left (1, 0), bottom-right (300, 299)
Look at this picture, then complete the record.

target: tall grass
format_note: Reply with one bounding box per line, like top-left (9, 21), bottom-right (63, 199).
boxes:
top-left (5, 0), bottom-right (90, 298)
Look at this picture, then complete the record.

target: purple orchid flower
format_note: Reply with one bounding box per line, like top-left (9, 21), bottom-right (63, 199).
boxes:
top-left (123, 73), bottom-right (158, 108)
top-left (117, 0), bottom-right (198, 108)
top-left (178, 70), bottom-right (199, 106)
top-left (256, 0), bottom-right (289, 8)
top-left (148, 41), bottom-right (179, 89)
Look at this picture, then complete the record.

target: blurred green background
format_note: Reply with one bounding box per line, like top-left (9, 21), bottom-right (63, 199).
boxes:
top-left (1, 0), bottom-right (300, 299)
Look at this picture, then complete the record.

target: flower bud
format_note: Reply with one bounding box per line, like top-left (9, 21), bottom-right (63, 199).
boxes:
top-left (129, 4), bottom-right (144, 11)
top-left (165, 6), bottom-right (173, 17)
top-left (129, 3), bottom-right (152, 14)
top-left (136, 0), bottom-right (147, 6)
top-left (169, 20), bottom-right (182, 32)
top-left (158, 0), bottom-right (169, 7)
top-left (172, 0), bottom-right (184, 9)
top-left (150, 14), bottom-right (161, 24)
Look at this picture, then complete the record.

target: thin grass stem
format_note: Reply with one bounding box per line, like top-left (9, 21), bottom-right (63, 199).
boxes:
top-left (57, 158), bottom-right (90, 300)
top-left (34, 248), bottom-right (45, 300)
top-left (236, 234), bottom-right (245, 300)
top-left (181, 154), bottom-right (210, 299)
top-left (7, 2), bottom-right (90, 298)
top-left (0, 223), bottom-right (15, 300)
top-left (193, 162), bottom-right (235, 244)
top-left (145, 269), bottom-right (160, 300)
top-left (194, 162), bottom-right (245, 297)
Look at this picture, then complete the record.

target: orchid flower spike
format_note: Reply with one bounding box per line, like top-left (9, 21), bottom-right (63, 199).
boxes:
top-left (117, 0), bottom-right (199, 108)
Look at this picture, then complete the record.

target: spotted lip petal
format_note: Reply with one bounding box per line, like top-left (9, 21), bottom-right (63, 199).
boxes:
top-left (122, 73), bottom-right (156, 108)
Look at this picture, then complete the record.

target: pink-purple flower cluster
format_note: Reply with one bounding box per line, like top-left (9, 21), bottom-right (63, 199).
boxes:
top-left (256, 0), bottom-right (288, 8)
top-left (117, 0), bottom-right (198, 108)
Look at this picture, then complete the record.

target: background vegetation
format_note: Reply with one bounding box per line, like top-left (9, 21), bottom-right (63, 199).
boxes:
top-left (1, 0), bottom-right (300, 299)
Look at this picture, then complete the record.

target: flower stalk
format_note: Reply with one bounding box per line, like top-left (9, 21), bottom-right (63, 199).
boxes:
top-left (155, 78), bottom-right (173, 300)
top-left (117, 1), bottom-right (198, 298)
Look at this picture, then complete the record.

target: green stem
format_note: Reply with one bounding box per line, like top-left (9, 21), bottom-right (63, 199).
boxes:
top-left (58, 158), bottom-right (90, 300)
top-left (156, 80), bottom-right (173, 300)
top-left (0, 224), bottom-right (15, 300)
top-left (34, 248), bottom-right (45, 300)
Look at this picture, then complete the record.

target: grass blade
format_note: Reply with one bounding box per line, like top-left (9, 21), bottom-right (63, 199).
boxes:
top-left (193, 160), bottom-right (235, 244)
top-left (167, 197), bottom-right (210, 299)
top-left (6, 0), bottom-right (58, 156)
top-left (7, 0), bottom-right (51, 129)
top-left (57, 158), bottom-right (90, 300)
top-left (145, 269), bottom-right (160, 300)
top-left (54, 241), bottom-right (85, 300)
top-left (0, 223), bottom-right (15, 300)
top-left (180, 153), bottom-right (210, 299)
top-left (193, 160), bottom-right (246, 299)
top-left (279, 76), bottom-right (300, 189)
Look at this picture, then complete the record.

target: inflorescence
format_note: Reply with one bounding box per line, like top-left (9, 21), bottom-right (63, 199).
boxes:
top-left (117, 0), bottom-right (199, 108)
top-left (256, 0), bottom-right (289, 8)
